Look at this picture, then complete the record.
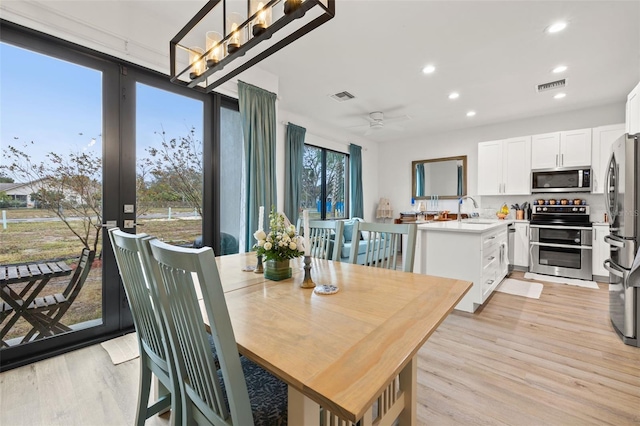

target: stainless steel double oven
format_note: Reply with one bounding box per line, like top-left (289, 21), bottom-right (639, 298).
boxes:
top-left (529, 205), bottom-right (593, 281)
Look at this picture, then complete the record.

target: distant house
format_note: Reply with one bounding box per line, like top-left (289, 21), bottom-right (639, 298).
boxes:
top-left (0, 181), bottom-right (35, 207)
top-left (0, 178), bottom-right (85, 208)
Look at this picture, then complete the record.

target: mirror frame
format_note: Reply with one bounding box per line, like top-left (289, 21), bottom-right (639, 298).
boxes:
top-left (411, 155), bottom-right (467, 200)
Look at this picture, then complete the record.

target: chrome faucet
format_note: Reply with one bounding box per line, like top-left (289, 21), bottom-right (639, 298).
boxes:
top-left (457, 196), bottom-right (478, 222)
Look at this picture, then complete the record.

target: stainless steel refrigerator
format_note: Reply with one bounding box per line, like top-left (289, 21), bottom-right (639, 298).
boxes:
top-left (604, 133), bottom-right (640, 347)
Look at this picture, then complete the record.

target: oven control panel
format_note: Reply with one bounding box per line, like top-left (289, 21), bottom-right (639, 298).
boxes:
top-left (534, 206), bottom-right (589, 214)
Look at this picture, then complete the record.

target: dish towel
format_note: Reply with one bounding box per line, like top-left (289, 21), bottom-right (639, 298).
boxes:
top-left (501, 241), bottom-right (509, 266)
top-left (628, 248), bottom-right (640, 288)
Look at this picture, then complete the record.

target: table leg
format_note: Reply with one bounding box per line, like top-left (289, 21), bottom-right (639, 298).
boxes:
top-left (288, 386), bottom-right (320, 426)
top-left (398, 355), bottom-right (417, 426)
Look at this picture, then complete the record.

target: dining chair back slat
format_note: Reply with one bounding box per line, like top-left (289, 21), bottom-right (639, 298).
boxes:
top-left (108, 228), bottom-right (177, 426)
top-left (308, 220), bottom-right (344, 261)
top-left (147, 239), bottom-right (254, 426)
top-left (349, 222), bottom-right (417, 272)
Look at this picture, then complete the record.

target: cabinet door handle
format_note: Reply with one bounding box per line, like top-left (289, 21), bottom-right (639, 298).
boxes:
top-left (561, 153), bottom-right (564, 166)
top-left (556, 154), bottom-right (559, 167)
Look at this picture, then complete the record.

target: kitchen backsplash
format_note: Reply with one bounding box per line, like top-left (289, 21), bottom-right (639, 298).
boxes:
top-left (478, 193), bottom-right (607, 223)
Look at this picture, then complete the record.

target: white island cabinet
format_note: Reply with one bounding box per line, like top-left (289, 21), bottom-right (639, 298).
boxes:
top-left (414, 221), bottom-right (509, 313)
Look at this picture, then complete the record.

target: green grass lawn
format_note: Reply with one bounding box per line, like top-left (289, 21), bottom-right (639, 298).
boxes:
top-left (1, 209), bottom-right (203, 343)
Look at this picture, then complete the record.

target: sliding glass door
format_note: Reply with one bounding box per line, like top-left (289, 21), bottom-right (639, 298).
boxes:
top-left (0, 32), bottom-right (122, 369)
top-left (135, 82), bottom-right (204, 245)
top-left (0, 23), bottom-right (241, 371)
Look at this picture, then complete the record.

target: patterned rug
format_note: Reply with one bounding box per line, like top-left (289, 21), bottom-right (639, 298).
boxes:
top-left (496, 279), bottom-right (543, 299)
top-left (100, 332), bottom-right (139, 365)
top-left (524, 272), bottom-right (599, 289)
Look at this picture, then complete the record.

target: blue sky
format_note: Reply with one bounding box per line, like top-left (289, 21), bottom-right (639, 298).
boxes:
top-left (1, 42), bottom-right (202, 171)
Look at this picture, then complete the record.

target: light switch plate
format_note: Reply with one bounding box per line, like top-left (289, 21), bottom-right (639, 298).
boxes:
top-left (123, 204), bottom-right (135, 213)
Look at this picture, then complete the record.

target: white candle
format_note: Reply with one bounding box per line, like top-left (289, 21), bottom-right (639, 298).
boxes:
top-left (258, 206), bottom-right (264, 231)
top-left (303, 209), bottom-right (310, 256)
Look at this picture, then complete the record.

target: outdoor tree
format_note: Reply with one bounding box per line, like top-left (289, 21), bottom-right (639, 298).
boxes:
top-left (1, 143), bottom-right (103, 254)
top-left (140, 126), bottom-right (203, 216)
top-left (0, 173), bottom-right (14, 183)
top-left (301, 147), bottom-right (322, 211)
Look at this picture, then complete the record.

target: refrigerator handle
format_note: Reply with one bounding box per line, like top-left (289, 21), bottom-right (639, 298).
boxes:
top-left (603, 260), bottom-right (625, 279)
top-left (604, 234), bottom-right (625, 248)
top-left (603, 152), bottom-right (617, 223)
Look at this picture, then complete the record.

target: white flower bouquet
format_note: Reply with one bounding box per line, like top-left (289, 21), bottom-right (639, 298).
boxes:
top-left (254, 207), bottom-right (305, 262)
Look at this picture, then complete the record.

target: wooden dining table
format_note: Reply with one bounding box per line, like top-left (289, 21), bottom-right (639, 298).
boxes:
top-left (203, 252), bottom-right (471, 425)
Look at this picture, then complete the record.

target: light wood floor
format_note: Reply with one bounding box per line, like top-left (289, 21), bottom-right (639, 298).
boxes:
top-left (1, 272), bottom-right (638, 425)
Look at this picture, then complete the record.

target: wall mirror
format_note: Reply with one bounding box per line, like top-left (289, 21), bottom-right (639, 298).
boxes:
top-left (411, 155), bottom-right (467, 200)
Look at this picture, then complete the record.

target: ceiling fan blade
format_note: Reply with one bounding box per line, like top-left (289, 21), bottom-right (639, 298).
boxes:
top-left (385, 114), bottom-right (412, 124)
top-left (346, 123), bottom-right (370, 129)
top-left (386, 124), bottom-right (405, 132)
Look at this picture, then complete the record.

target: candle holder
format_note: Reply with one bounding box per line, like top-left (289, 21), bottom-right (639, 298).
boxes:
top-left (254, 254), bottom-right (264, 274)
top-left (300, 255), bottom-right (315, 288)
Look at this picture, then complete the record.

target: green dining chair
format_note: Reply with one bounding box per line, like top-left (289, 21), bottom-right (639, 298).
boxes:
top-left (349, 222), bottom-right (418, 272)
top-left (146, 239), bottom-right (287, 426)
top-left (108, 228), bottom-right (179, 426)
top-left (307, 219), bottom-right (344, 261)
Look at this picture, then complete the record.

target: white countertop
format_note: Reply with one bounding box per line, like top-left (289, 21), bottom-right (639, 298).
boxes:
top-left (417, 219), bottom-right (512, 233)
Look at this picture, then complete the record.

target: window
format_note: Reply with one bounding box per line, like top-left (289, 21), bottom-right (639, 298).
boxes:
top-left (301, 145), bottom-right (348, 220)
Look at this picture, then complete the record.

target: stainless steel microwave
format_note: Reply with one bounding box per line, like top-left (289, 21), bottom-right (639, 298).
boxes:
top-left (531, 167), bottom-right (592, 193)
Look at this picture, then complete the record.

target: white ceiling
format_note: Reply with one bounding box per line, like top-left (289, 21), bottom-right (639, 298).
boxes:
top-left (2, 1), bottom-right (639, 142)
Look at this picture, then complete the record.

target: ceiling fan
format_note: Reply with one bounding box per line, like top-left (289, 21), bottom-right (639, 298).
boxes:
top-left (350, 111), bottom-right (411, 136)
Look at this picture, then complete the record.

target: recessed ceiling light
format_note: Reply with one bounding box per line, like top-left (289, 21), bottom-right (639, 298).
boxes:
top-left (448, 92), bottom-right (460, 100)
top-left (422, 64), bottom-right (436, 74)
top-left (546, 21), bottom-right (567, 33)
top-left (553, 65), bottom-right (568, 73)
top-left (554, 93), bottom-right (566, 99)
top-left (466, 111), bottom-right (476, 117)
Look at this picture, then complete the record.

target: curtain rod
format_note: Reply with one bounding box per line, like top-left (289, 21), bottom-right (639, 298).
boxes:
top-left (281, 121), bottom-right (368, 151)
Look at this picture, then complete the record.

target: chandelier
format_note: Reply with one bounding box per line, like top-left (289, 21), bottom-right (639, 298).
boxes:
top-left (170, 0), bottom-right (335, 92)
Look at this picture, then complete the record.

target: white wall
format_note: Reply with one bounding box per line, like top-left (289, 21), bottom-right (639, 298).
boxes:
top-left (378, 102), bottom-right (626, 222)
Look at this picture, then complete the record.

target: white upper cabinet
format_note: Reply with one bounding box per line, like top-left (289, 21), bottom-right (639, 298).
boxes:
top-left (530, 132), bottom-right (560, 169)
top-left (478, 136), bottom-right (531, 195)
top-left (478, 140), bottom-right (503, 195)
top-left (591, 124), bottom-right (625, 194)
top-left (627, 81), bottom-right (640, 135)
top-left (531, 128), bottom-right (592, 169)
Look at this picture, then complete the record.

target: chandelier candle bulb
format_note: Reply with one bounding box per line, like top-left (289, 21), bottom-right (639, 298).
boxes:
top-left (258, 205), bottom-right (264, 232)
top-left (284, 0), bottom-right (303, 15)
top-left (189, 47), bottom-right (205, 79)
top-left (205, 31), bottom-right (222, 67)
top-left (253, 2), bottom-right (268, 37)
top-left (303, 209), bottom-right (310, 256)
top-left (228, 25), bottom-right (240, 53)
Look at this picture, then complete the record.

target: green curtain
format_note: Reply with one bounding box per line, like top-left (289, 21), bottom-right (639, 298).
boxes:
top-left (457, 164), bottom-right (463, 196)
top-left (349, 144), bottom-right (364, 218)
top-left (416, 163), bottom-right (425, 197)
top-left (284, 123), bottom-right (306, 224)
top-left (238, 81), bottom-right (277, 252)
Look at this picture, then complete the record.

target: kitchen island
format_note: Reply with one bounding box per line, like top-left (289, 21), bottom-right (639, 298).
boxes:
top-left (414, 219), bottom-right (510, 312)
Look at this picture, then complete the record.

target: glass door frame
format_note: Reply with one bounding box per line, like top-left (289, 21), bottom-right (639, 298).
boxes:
top-left (1, 20), bottom-right (238, 371)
